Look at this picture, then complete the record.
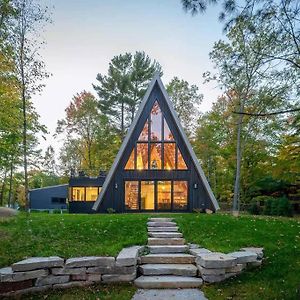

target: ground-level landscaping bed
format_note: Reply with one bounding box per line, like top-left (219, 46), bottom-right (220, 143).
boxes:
top-left (0, 212), bottom-right (299, 299)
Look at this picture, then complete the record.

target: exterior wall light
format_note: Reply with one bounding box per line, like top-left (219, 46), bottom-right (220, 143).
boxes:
top-left (115, 183), bottom-right (118, 189)
top-left (194, 183), bottom-right (198, 189)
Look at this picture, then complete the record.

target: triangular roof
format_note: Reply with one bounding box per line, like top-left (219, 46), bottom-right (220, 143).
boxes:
top-left (92, 73), bottom-right (219, 211)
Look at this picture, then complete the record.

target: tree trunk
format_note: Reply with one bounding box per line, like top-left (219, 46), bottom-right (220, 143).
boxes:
top-left (19, 11), bottom-right (29, 211)
top-left (121, 99), bottom-right (124, 140)
top-left (8, 158), bottom-right (14, 208)
top-left (232, 106), bottom-right (244, 215)
top-left (0, 170), bottom-right (7, 206)
top-left (22, 87), bottom-right (29, 211)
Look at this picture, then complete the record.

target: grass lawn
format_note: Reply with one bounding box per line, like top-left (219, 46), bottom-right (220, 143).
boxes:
top-left (0, 212), bottom-right (299, 299)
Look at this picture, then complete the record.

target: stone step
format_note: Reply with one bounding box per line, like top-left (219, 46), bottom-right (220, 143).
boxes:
top-left (140, 253), bottom-right (195, 264)
top-left (148, 218), bottom-right (173, 222)
top-left (139, 264), bottom-right (197, 276)
top-left (132, 289), bottom-right (208, 300)
top-left (148, 227), bottom-right (179, 232)
top-left (134, 275), bottom-right (203, 289)
top-left (148, 238), bottom-right (185, 246)
top-left (148, 245), bottom-right (188, 254)
top-left (148, 232), bottom-right (183, 238)
top-left (147, 222), bottom-right (177, 227)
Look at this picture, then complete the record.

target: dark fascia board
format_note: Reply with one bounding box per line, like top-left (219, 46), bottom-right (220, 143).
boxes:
top-left (69, 176), bottom-right (106, 187)
top-left (29, 184), bottom-right (68, 192)
top-left (92, 74), bottom-right (220, 211)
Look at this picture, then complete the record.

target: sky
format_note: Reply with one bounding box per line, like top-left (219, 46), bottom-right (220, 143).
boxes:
top-left (34, 0), bottom-right (224, 154)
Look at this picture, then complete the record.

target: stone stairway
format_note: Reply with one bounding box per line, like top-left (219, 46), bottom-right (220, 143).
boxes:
top-left (134, 218), bottom-right (202, 289)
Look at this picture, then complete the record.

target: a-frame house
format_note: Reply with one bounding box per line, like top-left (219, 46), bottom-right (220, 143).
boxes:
top-left (93, 74), bottom-right (219, 213)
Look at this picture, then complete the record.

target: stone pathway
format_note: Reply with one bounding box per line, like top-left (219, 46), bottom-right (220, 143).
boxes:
top-left (132, 217), bottom-right (206, 300)
top-left (132, 288), bottom-right (208, 300)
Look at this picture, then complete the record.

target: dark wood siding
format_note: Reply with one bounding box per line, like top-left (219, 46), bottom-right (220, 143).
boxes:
top-left (96, 82), bottom-right (214, 213)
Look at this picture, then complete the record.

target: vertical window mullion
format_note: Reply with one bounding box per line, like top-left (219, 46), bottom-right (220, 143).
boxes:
top-left (175, 146), bottom-right (178, 169)
top-left (138, 181), bottom-right (141, 210)
top-left (171, 181), bottom-right (174, 211)
top-left (148, 117), bottom-right (150, 169)
top-left (134, 144), bottom-right (137, 170)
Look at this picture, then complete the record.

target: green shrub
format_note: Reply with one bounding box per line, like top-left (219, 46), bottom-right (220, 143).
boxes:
top-left (263, 198), bottom-right (274, 215)
top-left (107, 208), bottom-right (116, 214)
top-left (277, 197), bottom-right (293, 217)
top-left (271, 199), bottom-right (279, 215)
top-left (248, 202), bottom-right (261, 215)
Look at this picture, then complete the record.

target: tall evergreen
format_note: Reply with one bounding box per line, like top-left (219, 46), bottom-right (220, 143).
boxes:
top-left (94, 51), bottom-right (162, 138)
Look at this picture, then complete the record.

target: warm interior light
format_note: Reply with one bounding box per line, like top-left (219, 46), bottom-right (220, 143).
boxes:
top-left (137, 153), bottom-right (143, 170)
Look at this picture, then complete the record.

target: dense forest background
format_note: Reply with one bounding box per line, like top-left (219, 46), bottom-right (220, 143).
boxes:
top-left (0, 0), bottom-right (299, 213)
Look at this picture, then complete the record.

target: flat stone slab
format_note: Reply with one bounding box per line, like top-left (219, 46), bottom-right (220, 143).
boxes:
top-left (140, 254), bottom-right (195, 264)
top-left (102, 272), bottom-right (136, 282)
top-left (226, 263), bottom-right (246, 273)
top-left (65, 256), bottom-right (115, 268)
top-left (240, 247), bottom-right (264, 259)
top-left (198, 265), bottom-right (225, 275)
top-left (53, 281), bottom-right (93, 290)
top-left (149, 245), bottom-right (188, 254)
top-left (147, 222), bottom-right (177, 227)
top-left (196, 252), bottom-right (237, 268)
top-left (132, 289), bottom-right (208, 300)
top-left (35, 275), bottom-right (69, 286)
top-left (139, 264), bottom-right (197, 276)
top-left (87, 265), bottom-right (135, 275)
top-left (202, 274), bottom-right (226, 283)
top-left (52, 267), bottom-right (86, 275)
top-left (148, 218), bottom-right (173, 222)
top-left (134, 275), bottom-right (203, 289)
top-left (190, 248), bottom-right (212, 256)
top-left (12, 256), bottom-right (64, 272)
top-left (148, 232), bottom-right (183, 238)
top-left (0, 267), bottom-right (48, 282)
top-left (148, 227), bottom-right (179, 232)
top-left (116, 246), bottom-right (142, 267)
top-left (228, 251), bottom-right (257, 263)
top-left (148, 238), bottom-right (185, 246)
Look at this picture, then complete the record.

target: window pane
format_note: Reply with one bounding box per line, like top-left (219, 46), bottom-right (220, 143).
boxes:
top-left (137, 143), bottom-right (148, 169)
top-left (150, 143), bottom-right (162, 169)
top-left (177, 147), bottom-right (188, 169)
top-left (72, 187), bottom-right (85, 201)
top-left (164, 143), bottom-right (175, 170)
top-left (164, 119), bottom-right (174, 141)
top-left (125, 181), bottom-right (139, 210)
top-left (173, 181), bottom-right (188, 210)
top-left (138, 120), bottom-right (149, 141)
top-left (141, 181), bottom-right (154, 210)
top-left (125, 149), bottom-right (135, 170)
top-left (86, 187), bottom-right (99, 201)
top-left (157, 181), bottom-right (171, 210)
top-left (150, 101), bottom-right (162, 141)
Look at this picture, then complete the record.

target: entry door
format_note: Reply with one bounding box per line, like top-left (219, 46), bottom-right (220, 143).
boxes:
top-left (139, 181), bottom-right (172, 211)
top-left (156, 181), bottom-right (171, 210)
top-left (124, 180), bottom-right (188, 211)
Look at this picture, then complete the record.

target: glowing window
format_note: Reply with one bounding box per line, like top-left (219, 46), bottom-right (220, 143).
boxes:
top-left (177, 147), bottom-right (188, 169)
top-left (125, 149), bottom-right (135, 170)
top-left (137, 143), bottom-right (148, 170)
top-left (157, 181), bottom-right (171, 210)
top-left (86, 187), bottom-right (99, 201)
top-left (164, 143), bottom-right (176, 170)
top-left (71, 187), bottom-right (85, 201)
top-left (125, 181), bottom-right (139, 210)
top-left (138, 120), bottom-right (148, 141)
top-left (150, 101), bottom-right (162, 141)
top-left (141, 181), bottom-right (154, 210)
top-left (164, 119), bottom-right (174, 141)
top-left (173, 181), bottom-right (188, 210)
top-left (150, 143), bottom-right (162, 169)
